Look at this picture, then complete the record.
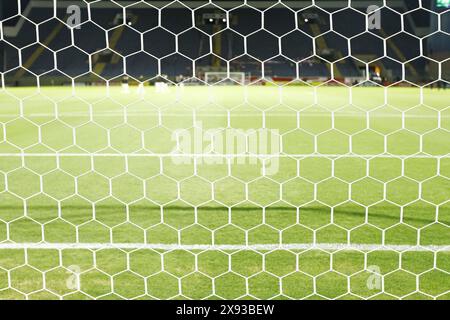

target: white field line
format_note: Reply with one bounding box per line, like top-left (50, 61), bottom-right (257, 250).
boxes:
top-left (0, 243), bottom-right (448, 252)
top-left (0, 112), bottom-right (448, 119)
top-left (0, 153), bottom-right (447, 159)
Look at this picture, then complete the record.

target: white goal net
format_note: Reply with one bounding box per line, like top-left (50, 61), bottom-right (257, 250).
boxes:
top-left (0, 0), bottom-right (448, 300)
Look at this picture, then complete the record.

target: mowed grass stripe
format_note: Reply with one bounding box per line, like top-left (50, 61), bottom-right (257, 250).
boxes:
top-left (0, 247), bottom-right (449, 300)
top-left (0, 86), bottom-right (448, 299)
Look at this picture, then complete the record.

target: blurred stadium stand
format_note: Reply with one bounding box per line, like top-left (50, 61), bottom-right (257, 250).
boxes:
top-left (0, 0), bottom-right (448, 86)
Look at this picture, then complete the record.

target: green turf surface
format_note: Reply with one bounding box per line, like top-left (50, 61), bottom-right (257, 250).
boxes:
top-left (0, 85), bottom-right (449, 299)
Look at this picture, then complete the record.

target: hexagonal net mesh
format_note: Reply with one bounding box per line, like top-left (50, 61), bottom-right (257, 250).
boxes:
top-left (0, 0), bottom-right (448, 300)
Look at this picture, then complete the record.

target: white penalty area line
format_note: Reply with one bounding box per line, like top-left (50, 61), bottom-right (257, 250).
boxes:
top-left (0, 153), bottom-right (447, 159)
top-left (0, 243), bottom-right (448, 252)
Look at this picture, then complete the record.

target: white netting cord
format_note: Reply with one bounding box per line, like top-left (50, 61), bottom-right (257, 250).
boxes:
top-left (0, 0), bottom-right (448, 300)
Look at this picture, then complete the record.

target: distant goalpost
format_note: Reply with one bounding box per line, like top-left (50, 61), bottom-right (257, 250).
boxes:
top-left (204, 72), bottom-right (247, 85)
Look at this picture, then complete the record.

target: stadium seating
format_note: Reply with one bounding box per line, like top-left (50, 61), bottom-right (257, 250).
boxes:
top-left (0, 5), bottom-right (439, 83)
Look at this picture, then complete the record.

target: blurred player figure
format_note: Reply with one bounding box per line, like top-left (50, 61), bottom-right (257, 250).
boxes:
top-left (155, 81), bottom-right (169, 93)
top-left (137, 82), bottom-right (145, 96)
top-left (121, 76), bottom-right (130, 94)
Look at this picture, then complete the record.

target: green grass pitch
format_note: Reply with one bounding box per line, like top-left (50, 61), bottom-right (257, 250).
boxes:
top-left (0, 85), bottom-right (449, 300)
